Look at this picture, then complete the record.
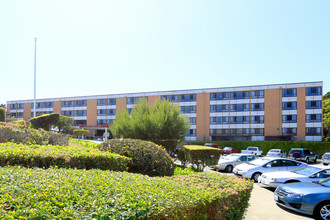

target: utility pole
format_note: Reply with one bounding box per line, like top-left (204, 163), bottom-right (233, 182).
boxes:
top-left (33, 38), bottom-right (37, 118)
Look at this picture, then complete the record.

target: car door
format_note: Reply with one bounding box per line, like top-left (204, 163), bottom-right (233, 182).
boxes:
top-left (309, 169), bottom-right (330, 183)
top-left (263, 159), bottom-right (286, 173)
top-left (281, 159), bottom-right (301, 171)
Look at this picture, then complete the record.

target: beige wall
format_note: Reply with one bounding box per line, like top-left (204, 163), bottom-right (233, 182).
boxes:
top-left (116, 97), bottom-right (127, 113)
top-left (53, 101), bottom-right (62, 114)
top-left (23, 103), bottom-right (31, 122)
top-left (87, 99), bottom-right (97, 126)
top-left (196, 92), bottom-right (210, 141)
top-left (296, 88), bottom-right (306, 141)
top-left (264, 89), bottom-right (282, 137)
top-left (148, 95), bottom-right (160, 105)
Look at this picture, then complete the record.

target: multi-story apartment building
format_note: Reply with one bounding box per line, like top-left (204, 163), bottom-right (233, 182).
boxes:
top-left (7, 81), bottom-right (323, 141)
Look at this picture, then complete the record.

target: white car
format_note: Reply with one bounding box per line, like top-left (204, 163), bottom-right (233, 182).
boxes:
top-left (322, 152), bottom-right (330, 165)
top-left (258, 166), bottom-right (330, 188)
top-left (214, 154), bottom-right (257, 173)
top-left (233, 157), bottom-right (308, 182)
top-left (266, 149), bottom-right (286, 158)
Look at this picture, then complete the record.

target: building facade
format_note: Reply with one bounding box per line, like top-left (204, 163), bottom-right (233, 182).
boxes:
top-left (7, 81), bottom-right (323, 141)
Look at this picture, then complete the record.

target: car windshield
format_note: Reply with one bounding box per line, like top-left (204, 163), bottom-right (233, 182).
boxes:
top-left (324, 154), bottom-right (330, 158)
top-left (319, 178), bottom-right (330, 187)
top-left (291, 166), bottom-right (321, 176)
top-left (248, 158), bottom-right (270, 166)
top-left (248, 147), bottom-right (257, 151)
top-left (269, 150), bottom-right (279, 153)
top-left (222, 155), bottom-right (240, 160)
top-left (224, 147), bottom-right (231, 150)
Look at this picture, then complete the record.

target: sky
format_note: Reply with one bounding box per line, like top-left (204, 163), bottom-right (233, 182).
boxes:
top-left (1, 0), bottom-right (329, 105)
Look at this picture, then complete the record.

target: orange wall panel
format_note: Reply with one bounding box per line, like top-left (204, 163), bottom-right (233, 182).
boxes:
top-left (116, 97), bottom-right (127, 113)
top-left (23, 103), bottom-right (31, 121)
top-left (264, 89), bottom-right (282, 137)
top-left (297, 88), bottom-right (306, 141)
top-left (148, 95), bottom-right (160, 106)
top-left (53, 101), bottom-right (62, 114)
top-left (87, 99), bottom-right (97, 126)
top-left (196, 92), bottom-right (210, 141)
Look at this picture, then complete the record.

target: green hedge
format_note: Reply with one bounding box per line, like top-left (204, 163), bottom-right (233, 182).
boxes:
top-left (178, 145), bottom-right (223, 171)
top-left (29, 113), bottom-right (59, 131)
top-left (0, 143), bottom-right (131, 171)
top-left (0, 166), bottom-right (253, 219)
top-left (0, 107), bottom-right (5, 122)
top-left (189, 141), bottom-right (330, 157)
top-left (98, 139), bottom-right (175, 177)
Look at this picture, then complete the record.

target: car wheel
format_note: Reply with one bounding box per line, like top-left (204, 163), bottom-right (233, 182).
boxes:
top-left (252, 172), bottom-right (262, 183)
top-left (324, 163), bottom-right (328, 166)
top-left (314, 201), bottom-right (330, 220)
top-left (225, 165), bottom-right (233, 173)
top-left (305, 157), bottom-right (309, 164)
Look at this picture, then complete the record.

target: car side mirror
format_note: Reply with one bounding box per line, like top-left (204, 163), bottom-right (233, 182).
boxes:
top-left (237, 159), bottom-right (241, 162)
top-left (265, 164), bottom-right (271, 168)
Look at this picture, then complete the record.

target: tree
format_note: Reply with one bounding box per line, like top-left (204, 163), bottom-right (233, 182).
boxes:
top-left (29, 113), bottom-right (60, 131)
top-left (323, 93), bottom-right (330, 140)
top-left (54, 115), bottom-right (73, 132)
top-left (0, 107), bottom-right (5, 122)
top-left (73, 129), bottom-right (89, 139)
top-left (110, 99), bottom-right (190, 153)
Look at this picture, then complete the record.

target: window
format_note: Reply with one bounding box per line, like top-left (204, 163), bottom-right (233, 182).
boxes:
top-left (127, 108), bottom-right (132, 115)
top-left (282, 115), bottom-right (297, 123)
top-left (306, 87), bottom-right (322, 96)
top-left (10, 112), bottom-right (23, 117)
top-left (306, 101), bottom-right (322, 109)
top-left (31, 102), bottom-right (53, 109)
top-left (282, 128), bottom-right (297, 135)
top-left (75, 110), bottom-right (87, 116)
top-left (210, 117), bottom-right (228, 124)
top-left (97, 109), bottom-right (116, 116)
top-left (230, 116), bottom-right (250, 124)
top-left (251, 116), bottom-right (264, 124)
top-left (75, 100), bottom-right (87, 107)
top-left (97, 119), bottom-right (113, 126)
top-left (251, 103), bottom-right (264, 111)
top-left (62, 101), bottom-right (73, 107)
top-left (230, 104), bottom-right (250, 112)
top-left (282, 88), bottom-right (297, 97)
top-left (210, 104), bottom-right (229, 112)
top-left (107, 98), bottom-right (116, 105)
top-left (189, 117), bottom-right (196, 125)
top-left (161, 94), bottom-right (196, 102)
top-left (251, 128), bottom-right (264, 136)
top-left (180, 106), bottom-right (196, 114)
top-left (97, 99), bottom-right (107, 106)
top-left (305, 127), bottom-right (321, 136)
top-left (127, 97), bottom-right (148, 105)
top-left (62, 111), bottom-right (73, 116)
top-left (251, 90), bottom-right (264, 99)
top-left (185, 129), bottom-right (196, 137)
top-left (306, 114), bottom-right (322, 123)
top-left (230, 91), bottom-right (250, 100)
top-left (282, 102), bottom-right (297, 110)
top-left (10, 104), bottom-right (24, 109)
top-left (107, 109), bottom-right (116, 116)
top-left (210, 129), bottom-right (229, 136)
top-left (97, 109), bottom-right (106, 116)
top-left (74, 120), bottom-right (87, 126)
top-left (230, 128), bottom-right (249, 136)
top-left (281, 160), bottom-right (298, 166)
top-left (10, 104), bottom-right (16, 109)
top-left (210, 92), bottom-right (229, 100)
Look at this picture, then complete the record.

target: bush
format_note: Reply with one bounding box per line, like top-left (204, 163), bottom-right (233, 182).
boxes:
top-left (0, 166), bottom-right (253, 219)
top-left (178, 145), bottom-right (223, 171)
top-left (0, 107), bottom-right (5, 122)
top-left (29, 113), bottom-right (60, 131)
top-left (11, 120), bottom-right (26, 127)
top-left (98, 139), bottom-right (175, 177)
top-left (73, 129), bottom-right (89, 137)
top-left (0, 142), bottom-right (131, 171)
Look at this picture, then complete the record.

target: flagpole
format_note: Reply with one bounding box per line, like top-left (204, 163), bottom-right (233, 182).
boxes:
top-left (33, 38), bottom-right (37, 118)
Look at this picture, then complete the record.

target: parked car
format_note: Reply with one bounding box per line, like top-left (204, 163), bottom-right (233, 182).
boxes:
top-left (266, 149), bottom-right (287, 158)
top-left (241, 147), bottom-right (263, 156)
top-left (214, 153), bottom-right (257, 173)
top-left (274, 177), bottom-right (330, 220)
top-left (204, 143), bottom-right (219, 148)
top-left (233, 157), bottom-right (308, 182)
top-left (288, 148), bottom-right (318, 164)
top-left (322, 152), bottom-right (330, 165)
top-left (259, 166), bottom-right (330, 188)
top-left (222, 147), bottom-right (240, 155)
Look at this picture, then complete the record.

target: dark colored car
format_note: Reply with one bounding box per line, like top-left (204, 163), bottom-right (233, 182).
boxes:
top-left (222, 147), bottom-right (240, 155)
top-left (288, 148), bottom-right (318, 164)
top-left (274, 177), bottom-right (330, 220)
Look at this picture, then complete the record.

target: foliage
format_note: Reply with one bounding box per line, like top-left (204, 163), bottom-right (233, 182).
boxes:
top-left (110, 99), bottom-right (190, 153)
top-left (0, 107), bottom-right (5, 122)
top-left (0, 122), bottom-right (69, 146)
top-left (323, 97), bottom-right (330, 139)
top-left (73, 129), bottom-right (89, 137)
top-left (189, 141), bottom-right (330, 157)
top-left (324, 91), bottom-right (330, 100)
top-left (178, 145), bottom-right (223, 171)
top-left (69, 138), bottom-right (99, 148)
top-left (174, 166), bottom-right (200, 175)
top-left (54, 115), bottom-right (73, 132)
top-left (11, 120), bottom-right (26, 127)
top-left (0, 166), bottom-right (253, 219)
top-left (0, 142), bottom-right (130, 171)
top-left (29, 113), bottom-right (60, 131)
top-left (98, 138), bottom-right (175, 177)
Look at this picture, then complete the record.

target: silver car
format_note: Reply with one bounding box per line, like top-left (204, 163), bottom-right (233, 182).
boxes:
top-left (214, 154), bottom-right (257, 173)
top-left (266, 149), bottom-right (287, 158)
top-left (322, 152), bottom-right (330, 165)
top-left (233, 157), bottom-right (308, 182)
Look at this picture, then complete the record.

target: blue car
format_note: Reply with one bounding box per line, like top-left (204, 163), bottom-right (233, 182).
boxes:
top-left (274, 177), bottom-right (330, 220)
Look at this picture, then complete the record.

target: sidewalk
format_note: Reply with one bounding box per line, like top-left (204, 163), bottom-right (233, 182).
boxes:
top-left (244, 184), bottom-right (312, 220)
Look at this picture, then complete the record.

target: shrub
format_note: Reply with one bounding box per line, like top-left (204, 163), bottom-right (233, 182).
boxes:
top-left (73, 129), bottom-right (89, 137)
top-left (178, 145), bottom-right (223, 171)
top-left (0, 107), bottom-right (5, 122)
top-left (29, 113), bottom-right (60, 131)
top-left (98, 139), bottom-right (175, 177)
top-left (11, 120), bottom-right (26, 127)
top-left (0, 142), bottom-right (131, 171)
top-left (0, 166), bottom-right (253, 219)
